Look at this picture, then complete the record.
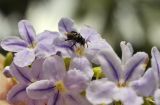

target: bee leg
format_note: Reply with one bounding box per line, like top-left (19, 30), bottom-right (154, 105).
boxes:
top-left (71, 42), bottom-right (76, 48)
top-left (86, 43), bottom-right (88, 48)
top-left (85, 40), bottom-right (90, 48)
top-left (65, 39), bottom-right (70, 41)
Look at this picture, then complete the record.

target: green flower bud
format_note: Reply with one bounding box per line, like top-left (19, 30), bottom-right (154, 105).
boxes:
top-left (4, 52), bottom-right (13, 67)
top-left (93, 67), bottom-right (105, 79)
top-left (64, 57), bottom-right (71, 70)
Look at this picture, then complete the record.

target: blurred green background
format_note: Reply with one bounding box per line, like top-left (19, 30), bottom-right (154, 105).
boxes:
top-left (0, 0), bottom-right (160, 56)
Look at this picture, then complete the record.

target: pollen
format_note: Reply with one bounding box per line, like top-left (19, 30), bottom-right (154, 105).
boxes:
top-left (117, 82), bottom-right (126, 88)
top-left (55, 80), bottom-right (67, 93)
top-left (75, 46), bottom-right (85, 56)
top-left (117, 80), bottom-right (128, 88)
top-left (143, 57), bottom-right (149, 68)
top-left (28, 42), bottom-right (37, 49)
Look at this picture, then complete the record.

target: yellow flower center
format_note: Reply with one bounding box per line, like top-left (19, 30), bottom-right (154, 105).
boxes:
top-left (75, 46), bottom-right (85, 56)
top-left (28, 42), bottom-right (37, 49)
top-left (55, 80), bottom-right (67, 93)
top-left (117, 80), bottom-right (128, 88)
top-left (93, 67), bottom-right (105, 79)
top-left (117, 82), bottom-right (126, 88)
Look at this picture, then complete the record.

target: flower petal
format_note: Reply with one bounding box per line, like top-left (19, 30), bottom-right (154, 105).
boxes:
top-left (64, 93), bottom-right (92, 105)
top-left (69, 57), bottom-right (93, 79)
top-left (80, 26), bottom-right (113, 62)
top-left (130, 68), bottom-right (157, 96)
top-left (35, 43), bottom-right (56, 58)
top-left (28, 100), bottom-right (47, 105)
top-left (53, 36), bottom-right (75, 57)
top-left (43, 55), bottom-right (66, 80)
top-left (154, 89), bottom-right (160, 105)
top-left (37, 30), bottom-right (59, 45)
top-left (18, 20), bottom-right (36, 44)
top-left (80, 26), bottom-right (100, 41)
top-left (64, 70), bottom-right (88, 93)
top-left (95, 49), bottom-right (122, 82)
top-left (7, 84), bottom-right (28, 103)
top-left (1, 37), bottom-right (27, 52)
top-left (10, 63), bottom-right (32, 84)
top-left (14, 48), bottom-right (35, 67)
top-left (86, 38), bottom-right (113, 63)
top-left (47, 91), bottom-right (62, 105)
top-left (3, 66), bottom-right (12, 78)
top-left (58, 17), bottom-right (77, 33)
top-left (55, 46), bottom-right (74, 57)
top-left (124, 52), bottom-right (148, 82)
top-left (26, 80), bottom-right (55, 99)
top-left (30, 58), bottom-right (45, 80)
top-left (120, 41), bottom-right (133, 64)
top-left (113, 88), bottom-right (144, 105)
top-left (151, 47), bottom-right (160, 86)
top-left (86, 78), bottom-right (117, 105)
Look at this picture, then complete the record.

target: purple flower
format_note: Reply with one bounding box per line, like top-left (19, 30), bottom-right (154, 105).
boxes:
top-left (53, 17), bottom-right (112, 61)
top-left (86, 41), bottom-right (156, 105)
top-left (7, 59), bottom-right (46, 105)
top-left (151, 47), bottom-right (160, 105)
top-left (26, 55), bottom-right (91, 105)
top-left (1, 20), bottom-right (58, 67)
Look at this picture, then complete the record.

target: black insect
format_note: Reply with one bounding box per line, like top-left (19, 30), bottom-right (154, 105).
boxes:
top-left (65, 31), bottom-right (86, 48)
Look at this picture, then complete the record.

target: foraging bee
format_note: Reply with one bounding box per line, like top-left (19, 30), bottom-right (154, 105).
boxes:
top-left (65, 31), bottom-right (86, 48)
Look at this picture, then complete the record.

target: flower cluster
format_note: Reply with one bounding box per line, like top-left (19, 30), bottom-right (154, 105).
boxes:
top-left (1, 17), bottom-right (160, 105)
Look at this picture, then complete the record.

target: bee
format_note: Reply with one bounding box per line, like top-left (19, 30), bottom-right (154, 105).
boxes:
top-left (65, 31), bottom-right (86, 48)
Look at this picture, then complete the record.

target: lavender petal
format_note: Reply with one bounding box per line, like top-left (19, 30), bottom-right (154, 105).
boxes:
top-left (80, 26), bottom-right (100, 41)
top-left (86, 78), bottom-right (117, 105)
top-left (64, 70), bottom-right (88, 93)
top-left (35, 43), bottom-right (56, 59)
top-left (1, 37), bottom-right (27, 52)
top-left (130, 68), bottom-right (157, 97)
top-left (113, 88), bottom-right (143, 105)
top-left (26, 80), bottom-right (55, 99)
top-left (48, 91), bottom-right (60, 105)
top-left (86, 38), bottom-right (113, 63)
top-left (124, 52), bottom-right (148, 82)
top-left (30, 58), bottom-right (45, 80)
top-left (18, 20), bottom-right (36, 45)
top-left (151, 47), bottom-right (160, 86)
top-left (37, 30), bottom-right (59, 45)
top-left (69, 57), bottom-right (93, 79)
top-left (120, 41), bottom-right (133, 64)
top-left (10, 63), bottom-right (32, 84)
top-left (58, 17), bottom-right (77, 33)
top-left (154, 89), bottom-right (160, 105)
top-left (95, 49), bottom-right (122, 82)
top-left (64, 93), bottom-right (92, 105)
top-left (28, 99), bottom-right (47, 105)
top-left (43, 55), bottom-right (66, 80)
top-left (7, 84), bottom-right (28, 103)
top-left (14, 48), bottom-right (35, 67)
top-left (3, 66), bottom-right (12, 78)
